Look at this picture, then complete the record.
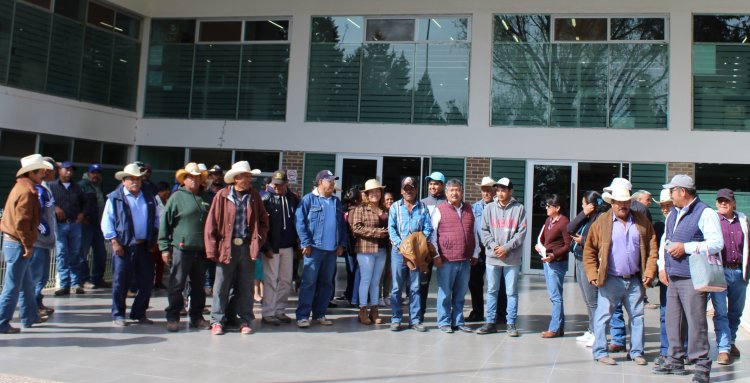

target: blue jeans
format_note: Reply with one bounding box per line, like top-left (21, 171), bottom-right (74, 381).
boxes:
top-left (79, 223), bottom-right (107, 284)
top-left (710, 268), bottom-right (747, 352)
top-left (29, 247), bottom-right (52, 302)
top-left (55, 222), bottom-right (83, 288)
top-left (592, 275), bottom-right (645, 359)
top-left (357, 249), bottom-right (386, 307)
top-left (0, 241), bottom-right (40, 331)
top-left (436, 259), bottom-right (470, 328)
top-left (112, 243), bottom-right (153, 320)
top-left (486, 264), bottom-right (520, 324)
top-left (296, 248), bottom-right (337, 321)
top-left (543, 260), bottom-right (568, 332)
top-left (390, 248), bottom-right (422, 325)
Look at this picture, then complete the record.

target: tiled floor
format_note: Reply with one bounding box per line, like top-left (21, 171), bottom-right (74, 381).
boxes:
top-left (1, 264), bottom-right (749, 383)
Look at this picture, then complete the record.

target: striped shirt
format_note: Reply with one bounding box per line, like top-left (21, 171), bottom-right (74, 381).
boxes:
top-left (232, 188), bottom-right (249, 239)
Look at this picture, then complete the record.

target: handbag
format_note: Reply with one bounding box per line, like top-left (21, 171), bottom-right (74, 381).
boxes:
top-left (689, 245), bottom-right (727, 292)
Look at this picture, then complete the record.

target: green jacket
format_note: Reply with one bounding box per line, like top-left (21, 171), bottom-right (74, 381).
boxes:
top-left (158, 186), bottom-right (210, 252)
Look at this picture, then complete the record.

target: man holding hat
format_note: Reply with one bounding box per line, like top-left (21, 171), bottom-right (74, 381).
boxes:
top-left (652, 175), bottom-right (722, 383)
top-left (159, 163), bottom-right (211, 332)
top-left (477, 177), bottom-right (527, 336)
top-left (584, 182), bottom-right (658, 366)
top-left (295, 169), bottom-right (348, 328)
top-left (708, 188), bottom-right (748, 365)
top-left (204, 161), bottom-right (268, 335)
top-left (260, 170), bottom-right (299, 325)
top-left (79, 163), bottom-right (109, 288)
top-left (49, 160), bottom-right (87, 296)
top-left (0, 154), bottom-right (53, 333)
top-left (101, 163), bottom-right (160, 326)
top-left (418, 171), bottom-right (447, 322)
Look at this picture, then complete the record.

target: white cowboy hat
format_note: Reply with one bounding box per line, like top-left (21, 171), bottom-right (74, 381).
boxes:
top-left (224, 161), bottom-right (261, 184)
top-left (603, 177), bottom-right (632, 193)
top-left (363, 179), bottom-right (385, 192)
top-left (653, 189), bottom-right (672, 204)
top-left (175, 162), bottom-right (208, 185)
top-left (16, 154), bottom-right (53, 177)
top-left (475, 176), bottom-right (496, 188)
top-left (115, 163), bottom-right (146, 180)
top-left (602, 186), bottom-right (634, 204)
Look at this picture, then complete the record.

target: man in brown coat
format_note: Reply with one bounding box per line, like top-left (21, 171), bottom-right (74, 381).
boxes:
top-left (583, 184), bottom-right (658, 366)
top-left (204, 161), bottom-right (268, 335)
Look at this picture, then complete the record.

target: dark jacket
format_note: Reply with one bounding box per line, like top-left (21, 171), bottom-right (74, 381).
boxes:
top-left (262, 189), bottom-right (299, 253)
top-left (567, 210), bottom-right (602, 258)
top-left (158, 186), bottom-right (210, 252)
top-left (107, 186), bottom-right (158, 248)
top-left (48, 179), bottom-right (86, 223)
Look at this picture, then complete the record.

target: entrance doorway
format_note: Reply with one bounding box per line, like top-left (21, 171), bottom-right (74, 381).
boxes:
top-left (336, 154), bottom-right (426, 199)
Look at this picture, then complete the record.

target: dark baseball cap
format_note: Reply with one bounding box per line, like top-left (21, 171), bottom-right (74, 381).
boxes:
top-left (271, 170), bottom-right (288, 184)
top-left (716, 188), bottom-right (735, 201)
top-left (209, 165), bottom-right (223, 174)
top-left (315, 169), bottom-right (338, 184)
top-left (401, 176), bottom-right (417, 189)
top-left (87, 163), bottom-right (102, 173)
top-left (60, 161), bottom-right (75, 169)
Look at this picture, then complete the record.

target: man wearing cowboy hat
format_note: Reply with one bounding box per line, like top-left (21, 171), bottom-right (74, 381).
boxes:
top-left (204, 161), bottom-right (269, 335)
top-left (583, 182), bottom-right (658, 366)
top-left (159, 163), bottom-right (212, 332)
top-left (477, 177), bottom-right (527, 336)
top-left (101, 163), bottom-right (160, 326)
top-left (295, 169), bottom-right (348, 328)
top-left (0, 154), bottom-right (53, 333)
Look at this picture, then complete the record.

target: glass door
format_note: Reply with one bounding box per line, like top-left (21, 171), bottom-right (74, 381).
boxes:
top-left (523, 161), bottom-right (577, 275)
top-left (335, 154), bottom-right (383, 196)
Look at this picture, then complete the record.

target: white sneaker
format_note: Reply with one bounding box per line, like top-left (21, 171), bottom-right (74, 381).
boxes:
top-left (296, 319), bottom-right (310, 328)
top-left (585, 335), bottom-right (595, 348)
top-left (576, 331), bottom-right (593, 342)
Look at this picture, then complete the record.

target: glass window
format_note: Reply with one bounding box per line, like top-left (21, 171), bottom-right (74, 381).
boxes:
top-left (114, 12), bottom-right (140, 40)
top-left (234, 151), bottom-right (280, 172)
top-left (416, 17), bottom-right (469, 41)
top-left (550, 44), bottom-right (608, 127)
top-left (190, 44), bottom-right (241, 119)
top-left (87, 2), bottom-right (115, 30)
top-left (8, 3), bottom-right (51, 92)
top-left (413, 43), bottom-right (469, 124)
top-left (609, 44), bottom-right (668, 129)
top-left (0, 0), bottom-right (11, 84)
top-left (150, 19), bottom-right (196, 44)
top-left (73, 139), bottom-right (102, 164)
top-left (696, 163), bottom-right (750, 192)
top-left (0, 130), bottom-right (36, 157)
top-left (693, 44), bottom-right (750, 131)
top-left (238, 44), bottom-right (289, 120)
top-left (694, 15), bottom-right (750, 43)
top-left (307, 38), bottom-right (361, 122)
top-left (145, 44), bottom-right (195, 118)
top-left (189, 149), bottom-right (231, 168)
top-left (245, 20), bottom-right (288, 41)
top-left (54, 0), bottom-right (85, 21)
top-left (366, 19), bottom-right (415, 42)
top-left (493, 15), bottom-right (550, 43)
top-left (359, 43), bottom-right (415, 123)
top-left (20, 0), bottom-right (50, 9)
top-left (102, 143), bottom-right (128, 165)
top-left (311, 16), bottom-right (363, 44)
top-left (79, 26), bottom-right (113, 105)
top-left (554, 18), bottom-right (607, 41)
top-left (199, 21), bottom-right (242, 42)
top-left (39, 134), bottom-right (72, 162)
top-left (137, 146), bottom-right (184, 170)
top-left (46, 15), bottom-right (84, 98)
top-left (110, 36), bottom-right (140, 110)
top-left (610, 18), bottom-right (665, 41)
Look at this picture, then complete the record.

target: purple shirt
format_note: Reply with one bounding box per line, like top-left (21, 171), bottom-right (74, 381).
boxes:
top-left (607, 213), bottom-right (641, 277)
top-left (719, 212), bottom-right (744, 265)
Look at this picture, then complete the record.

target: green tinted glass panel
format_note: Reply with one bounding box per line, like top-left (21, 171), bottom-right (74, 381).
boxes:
top-left (413, 43), bottom-right (469, 124)
top-left (150, 19), bottom-right (196, 44)
top-left (431, 157), bottom-right (464, 185)
top-left (550, 44), bottom-right (608, 127)
top-left (145, 44), bottom-right (194, 118)
top-left (609, 44), bottom-right (668, 129)
top-left (238, 44), bottom-right (288, 120)
top-left (493, 15), bottom-right (550, 43)
top-left (303, 153), bottom-right (335, 191)
top-left (46, 15), bottom-right (84, 98)
top-left (306, 43), bottom-right (361, 122)
top-left (80, 27), bottom-right (113, 104)
top-left (0, 159), bottom-right (20, 208)
top-left (137, 146), bottom-right (184, 170)
top-left (101, 143), bottom-right (128, 165)
top-left (191, 44), bottom-right (240, 119)
top-left (359, 43), bottom-right (414, 123)
top-left (0, 0), bottom-right (12, 84)
top-left (8, 3), bottom-right (51, 91)
top-left (0, 130), bottom-right (36, 157)
top-left (630, 163), bottom-right (666, 220)
top-left (416, 17), bottom-right (469, 41)
top-left (109, 36), bottom-right (139, 110)
top-left (492, 43), bottom-right (550, 126)
top-left (491, 159), bottom-right (526, 204)
top-left (694, 44), bottom-right (750, 131)
top-left (311, 16), bottom-right (363, 44)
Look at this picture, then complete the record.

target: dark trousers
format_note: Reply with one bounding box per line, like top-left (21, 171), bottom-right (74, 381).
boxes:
top-left (468, 260), bottom-right (507, 322)
top-left (165, 248), bottom-right (207, 322)
top-left (211, 243), bottom-right (255, 325)
top-left (112, 243), bottom-right (153, 320)
top-left (344, 252), bottom-right (358, 302)
top-left (204, 260), bottom-right (216, 288)
top-left (80, 223), bottom-right (107, 284)
top-left (418, 261), bottom-right (433, 322)
top-left (666, 276), bottom-right (711, 374)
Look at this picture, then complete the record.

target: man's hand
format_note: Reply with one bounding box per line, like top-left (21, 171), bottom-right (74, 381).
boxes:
top-left (336, 246), bottom-right (345, 256)
top-left (590, 279), bottom-right (598, 286)
top-left (642, 276), bottom-right (653, 289)
top-left (378, 228), bottom-right (389, 238)
top-left (434, 257), bottom-right (444, 268)
top-left (161, 251), bottom-right (171, 266)
top-left (667, 242), bottom-right (686, 258)
top-left (301, 246), bottom-right (312, 256)
top-left (541, 253), bottom-right (553, 263)
top-left (75, 213), bottom-right (85, 224)
top-left (264, 250), bottom-right (274, 259)
top-left (111, 240), bottom-right (124, 256)
top-left (23, 249), bottom-right (33, 259)
top-left (470, 257), bottom-right (479, 266)
top-left (659, 270), bottom-right (669, 286)
top-left (572, 234), bottom-right (582, 245)
top-left (206, 255), bottom-right (218, 263)
top-left (494, 246), bottom-right (507, 258)
top-left (55, 207), bottom-right (66, 221)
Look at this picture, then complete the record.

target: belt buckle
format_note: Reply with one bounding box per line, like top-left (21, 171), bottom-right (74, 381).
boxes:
top-left (233, 238), bottom-right (244, 246)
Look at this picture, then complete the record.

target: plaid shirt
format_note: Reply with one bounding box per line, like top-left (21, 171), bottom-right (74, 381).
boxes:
top-left (350, 203), bottom-right (388, 254)
top-left (232, 189), bottom-right (249, 239)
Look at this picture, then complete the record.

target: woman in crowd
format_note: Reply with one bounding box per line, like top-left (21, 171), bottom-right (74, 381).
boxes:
top-left (536, 194), bottom-right (571, 338)
top-left (342, 186), bottom-right (362, 306)
top-left (350, 179), bottom-right (389, 325)
top-left (380, 192), bottom-right (395, 305)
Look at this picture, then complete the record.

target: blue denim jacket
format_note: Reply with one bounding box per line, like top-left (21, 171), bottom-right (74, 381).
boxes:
top-left (295, 191), bottom-right (348, 250)
top-left (388, 199), bottom-right (433, 248)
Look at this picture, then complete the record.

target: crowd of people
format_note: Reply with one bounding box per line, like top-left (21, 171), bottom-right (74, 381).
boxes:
top-left (0, 154), bottom-right (746, 383)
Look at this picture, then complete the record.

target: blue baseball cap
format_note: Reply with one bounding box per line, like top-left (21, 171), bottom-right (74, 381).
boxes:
top-left (87, 163), bottom-right (102, 173)
top-left (60, 161), bottom-right (75, 169)
top-left (425, 172), bottom-right (445, 183)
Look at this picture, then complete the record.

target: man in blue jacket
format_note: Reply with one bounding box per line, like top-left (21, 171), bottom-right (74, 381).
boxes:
top-left (295, 170), bottom-right (348, 328)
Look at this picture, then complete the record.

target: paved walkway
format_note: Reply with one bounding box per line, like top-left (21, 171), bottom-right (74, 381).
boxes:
top-left (0, 266), bottom-right (748, 383)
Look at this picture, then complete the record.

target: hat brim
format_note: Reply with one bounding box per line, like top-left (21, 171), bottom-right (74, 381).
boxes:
top-left (493, 183), bottom-right (512, 189)
top-left (602, 192), bottom-right (634, 204)
top-left (363, 185), bottom-right (385, 192)
top-left (224, 168), bottom-right (261, 184)
top-left (16, 161), bottom-right (53, 177)
top-left (653, 197), bottom-right (672, 204)
top-left (115, 170), bottom-right (146, 180)
top-left (176, 169), bottom-right (208, 185)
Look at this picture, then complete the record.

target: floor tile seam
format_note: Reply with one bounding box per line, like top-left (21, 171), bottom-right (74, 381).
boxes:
top-left (472, 333), bottom-right (510, 378)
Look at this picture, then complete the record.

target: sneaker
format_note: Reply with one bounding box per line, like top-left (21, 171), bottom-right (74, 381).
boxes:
top-left (506, 324), bottom-right (519, 337)
top-left (453, 325), bottom-right (473, 333)
top-left (83, 281), bottom-right (97, 289)
top-left (1, 326), bottom-right (21, 334)
top-left (134, 317), bottom-right (154, 325)
top-left (240, 324), bottom-right (254, 334)
top-left (39, 304), bottom-right (55, 315)
top-left (439, 325), bottom-right (454, 333)
top-left (113, 318), bottom-right (128, 327)
top-left (576, 331), bottom-right (593, 342)
top-left (585, 335), bottom-right (595, 347)
top-left (476, 323), bottom-right (498, 335)
top-left (412, 323), bottom-right (427, 332)
top-left (262, 316), bottom-right (281, 326)
top-left (54, 287), bottom-right (70, 296)
top-left (275, 313), bottom-right (292, 323)
top-left (313, 317), bottom-right (333, 326)
top-left (166, 321), bottom-right (179, 332)
top-left (390, 322), bottom-right (402, 332)
top-left (692, 371), bottom-right (710, 383)
top-left (654, 355), bottom-right (667, 367)
top-left (296, 319), bottom-right (310, 328)
top-left (652, 364), bottom-right (689, 376)
top-left (211, 323), bottom-right (224, 335)
top-left (190, 318), bottom-right (211, 330)
top-left (72, 285), bottom-right (85, 294)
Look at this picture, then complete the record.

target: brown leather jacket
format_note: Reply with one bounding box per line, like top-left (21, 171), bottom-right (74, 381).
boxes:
top-left (204, 186), bottom-right (268, 264)
top-left (398, 231), bottom-right (436, 273)
top-left (583, 209), bottom-right (658, 287)
top-left (1, 177), bottom-right (41, 253)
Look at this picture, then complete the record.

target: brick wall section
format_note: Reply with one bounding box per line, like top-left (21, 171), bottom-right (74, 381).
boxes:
top-left (464, 157), bottom-right (491, 203)
top-left (281, 151), bottom-right (304, 195)
top-left (667, 162), bottom-right (695, 181)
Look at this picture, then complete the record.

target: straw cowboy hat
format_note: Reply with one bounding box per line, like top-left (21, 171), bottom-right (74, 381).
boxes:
top-left (175, 162), bottom-right (208, 185)
top-left (115, 163), bottom-right (147, 180)
top-left (363, 179), bottom-right (385, 192)
top-left (16, 154), bottom-right (53, 177)
top-left (602, 186), bottom-right (634, 204)
top-left (475, 177), bottom-right (496, 188)
top-left (224, 161), bottom-right (261, 184)
top-left (653, 189), bottom-right (672, 204)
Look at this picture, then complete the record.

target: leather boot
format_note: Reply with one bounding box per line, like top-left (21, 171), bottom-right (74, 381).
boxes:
top-left (358, 307), bottom-right (371, 325)
top-left (369, 306), bottom-right (382, 324)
